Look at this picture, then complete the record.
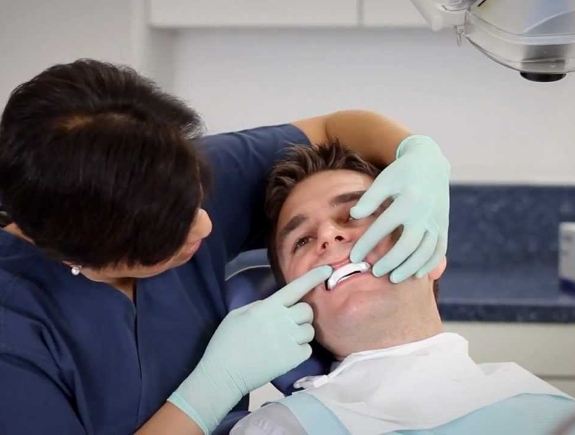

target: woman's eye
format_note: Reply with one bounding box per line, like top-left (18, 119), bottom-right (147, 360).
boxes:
top-left (293, 236), bottom-right (310, 252)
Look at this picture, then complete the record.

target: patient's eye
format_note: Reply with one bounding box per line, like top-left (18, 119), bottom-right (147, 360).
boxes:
top-left (293, 236), bottom-right (311, 253)
top-left (345, 210), bottom-right (364, 223)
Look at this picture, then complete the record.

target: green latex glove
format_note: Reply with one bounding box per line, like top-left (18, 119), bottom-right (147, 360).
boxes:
top-left (349, 135), bottom-right (450, 283)
top-left (167, 265), bottom-right (332, 434)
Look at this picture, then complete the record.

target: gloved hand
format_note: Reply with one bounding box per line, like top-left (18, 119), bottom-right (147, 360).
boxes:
top-left (349, 135), bottom-right (450, 283)
top-left (167, 265), bottom-right (332, 434)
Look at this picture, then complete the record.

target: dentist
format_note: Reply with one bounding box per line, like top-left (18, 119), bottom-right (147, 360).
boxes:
top-left (0, 59), bottom-right (449, 434)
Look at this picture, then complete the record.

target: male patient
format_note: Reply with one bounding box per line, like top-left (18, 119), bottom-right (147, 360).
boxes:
top-left (231, 143), bottom-right (575, 435)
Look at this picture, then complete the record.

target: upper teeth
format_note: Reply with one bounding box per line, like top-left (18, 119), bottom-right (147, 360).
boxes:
top-left (326, 262), bottom-right (371, 290)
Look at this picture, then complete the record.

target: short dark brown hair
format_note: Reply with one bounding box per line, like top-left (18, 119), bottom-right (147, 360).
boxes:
top-left (265, 142), bottom-right (439, 299)
top-left (0, 59), bottom-right (208, 268)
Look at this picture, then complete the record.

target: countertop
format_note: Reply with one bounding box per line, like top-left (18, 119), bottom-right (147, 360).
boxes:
top-left (439, 262), bottom-right (575, 322)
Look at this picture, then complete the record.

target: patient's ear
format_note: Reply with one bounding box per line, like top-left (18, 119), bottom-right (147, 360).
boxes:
top-left (428, 257), bottom-right (447, 280)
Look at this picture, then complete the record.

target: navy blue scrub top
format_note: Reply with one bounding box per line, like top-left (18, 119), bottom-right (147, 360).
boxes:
top-left (0, 124), bottom-right (310, 435)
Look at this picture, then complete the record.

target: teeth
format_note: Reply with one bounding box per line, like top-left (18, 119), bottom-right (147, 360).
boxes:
top-left (326, 262), bottom-right (371, 290)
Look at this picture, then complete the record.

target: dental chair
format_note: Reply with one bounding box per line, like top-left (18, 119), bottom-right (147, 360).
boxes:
top-left (215, 249), bottom-right (333, 434)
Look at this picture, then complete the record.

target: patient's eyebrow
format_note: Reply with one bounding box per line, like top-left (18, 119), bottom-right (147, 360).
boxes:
top-left (329, 190), bottom-right (366, 207)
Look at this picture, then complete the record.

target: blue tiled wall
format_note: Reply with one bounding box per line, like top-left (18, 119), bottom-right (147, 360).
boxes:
top-left (448, 185), bottom-right (575, 267)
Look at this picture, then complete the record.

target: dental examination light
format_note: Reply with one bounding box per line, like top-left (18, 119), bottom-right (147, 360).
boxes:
top-left (411, 0), bottom-right (575, 82)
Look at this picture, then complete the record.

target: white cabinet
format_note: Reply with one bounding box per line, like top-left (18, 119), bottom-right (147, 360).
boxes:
top-left (149, 0), bottom-right (359, 28)
top-left (148, 0), bottom-right (428, 29)
top-left (361, 0), bottom-right (427, 27)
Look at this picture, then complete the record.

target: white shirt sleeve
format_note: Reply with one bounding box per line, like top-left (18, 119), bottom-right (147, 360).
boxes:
top-left (230, 403), bottom-right (307, 435)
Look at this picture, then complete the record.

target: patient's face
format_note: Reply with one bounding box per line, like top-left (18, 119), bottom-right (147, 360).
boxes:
top-left (275, 170), bottom-right (439, 358)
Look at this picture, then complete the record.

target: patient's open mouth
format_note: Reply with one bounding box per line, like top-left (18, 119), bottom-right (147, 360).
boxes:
top-left (325, 262), bottom-right (371, 290)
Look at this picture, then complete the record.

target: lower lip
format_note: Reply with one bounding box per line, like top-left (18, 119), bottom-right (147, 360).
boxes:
top-left (328, 271), bottom-right (372, 291)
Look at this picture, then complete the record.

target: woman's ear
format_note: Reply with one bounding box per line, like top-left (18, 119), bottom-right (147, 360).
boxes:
top-left (428, 257), bottom-right (447, 280)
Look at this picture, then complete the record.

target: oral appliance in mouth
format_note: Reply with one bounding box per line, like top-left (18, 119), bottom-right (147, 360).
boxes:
top-left (326, 262), bottom-right (371, 290)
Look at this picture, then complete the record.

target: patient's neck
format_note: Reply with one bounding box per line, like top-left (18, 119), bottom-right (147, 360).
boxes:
top-left (333, 295), bottom-right (443, 361)
top-left (370, 311), bottom-right (443, 353)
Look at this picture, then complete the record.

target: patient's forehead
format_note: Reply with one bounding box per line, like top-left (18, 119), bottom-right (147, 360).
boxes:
top-left (277, 169), bottom-right (374, 228)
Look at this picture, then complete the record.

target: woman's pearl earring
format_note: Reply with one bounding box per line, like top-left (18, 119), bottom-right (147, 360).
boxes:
top-left (71, 265), bottom-right (82, 276)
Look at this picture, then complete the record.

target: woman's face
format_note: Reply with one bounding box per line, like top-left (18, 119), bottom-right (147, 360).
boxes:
top-left (80, 208), bottom-right (213, 282)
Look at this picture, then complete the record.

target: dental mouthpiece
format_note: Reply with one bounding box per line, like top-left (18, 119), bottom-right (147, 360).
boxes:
top-left (326, 262), bottom-right (371, 290)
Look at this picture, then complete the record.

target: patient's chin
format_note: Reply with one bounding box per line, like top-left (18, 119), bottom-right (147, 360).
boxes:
top-left (337, 291), bottom-right (390, 323)
top-left (334, 278), bottom-right (390, 305)
top-left (317, 291), bottom-right (394, 348)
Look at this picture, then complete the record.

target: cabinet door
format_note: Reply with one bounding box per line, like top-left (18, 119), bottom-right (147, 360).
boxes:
top-left (149, 0), bottom-right (359, 28)
top-left (361, 0), bottom-right (427, 27)
top-left (444, 322), bottom-right (575, 377)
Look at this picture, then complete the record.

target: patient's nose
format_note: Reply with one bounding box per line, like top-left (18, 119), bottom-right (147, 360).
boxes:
top-left (318, 223), bottom-right (352, 251)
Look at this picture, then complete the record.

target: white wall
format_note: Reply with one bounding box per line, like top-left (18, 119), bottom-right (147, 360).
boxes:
top-left (2, 4), bottom-right (574, 185)
top-left (173, 29), bottom-right (575, 185)
top-left (0, 0), bottom-right (175, 107)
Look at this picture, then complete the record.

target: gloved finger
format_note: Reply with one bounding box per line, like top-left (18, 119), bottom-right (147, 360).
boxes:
top-left (371, 225), bottom-right (425, 277)
top-left (294, 323), bottom-right (315, 345)
top-left (415, 238), bottom-right (447, 278)
top-left (271, 265), bottom-right (333, 307)
top-left (299, 343), bottom-right (313, 360)
top-left (389, 232), bottom-right (438, 283)
top-left (289, 302), bottom-right (314, 325)
top-left (349, 174), bottom-right (396, 219)
top-left (350, 197), bottom-right (410, 263)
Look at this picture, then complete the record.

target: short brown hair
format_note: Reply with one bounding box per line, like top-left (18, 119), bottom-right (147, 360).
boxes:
top-left (265, 142), bottom-right (439, 299)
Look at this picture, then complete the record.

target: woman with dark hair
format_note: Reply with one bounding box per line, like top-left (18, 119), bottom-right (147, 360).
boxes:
top-left (0, 59), bottom-right (450, 434)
